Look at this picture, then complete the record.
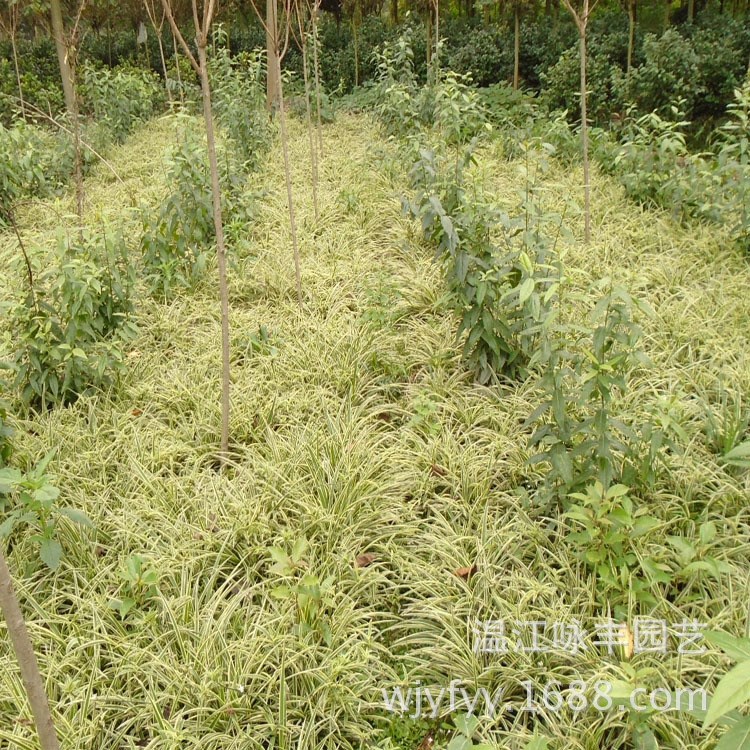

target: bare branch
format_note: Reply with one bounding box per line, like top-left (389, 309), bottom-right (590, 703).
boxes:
top-left (160, 0), bottom-right (201, 74)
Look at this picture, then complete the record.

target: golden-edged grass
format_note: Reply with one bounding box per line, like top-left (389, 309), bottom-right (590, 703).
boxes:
top-left (0, 110), bottom-right (747, 749)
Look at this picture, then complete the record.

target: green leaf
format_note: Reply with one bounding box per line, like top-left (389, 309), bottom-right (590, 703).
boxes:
top-left (722, 441), bottom-right (750, 467)
top-left (453, 714), bottom-right (479, 739)
top-left (700, 521), bottom-right (717, 545)
top-left (715, 716), bottom-right (750, 750)
top-left (39, 537), bottom-right (63, 570)
top-left (633, 726), bottom-right (658, 750)
top-left (523, 737), bottom-right (550, 750)
top-left (291, 536), bottom-right (309, 562)
top-left (35, 450), bottom-right (56, 475)
top-left (271, 585), bottom-right (292, 600)
top-left (518, 278), bottom-right (535, 304)
top-left (0, 468), bottom-right (22, 494)
top-left (705, 631), bottom-right (750, 662)
top-left (0, 512), bottom-right (19, 538)
top-left (631, 516), bottom-right (660, 538)
top-left (118, 597), bottom-right (136, 618)
top-left (704, 660), bottom-right (750, 727)
top-left (33, 484), bottom-right (60, 503)
top-left (446, 738), bottom-right (472, 750)
top-left (58, 507), bottom-right (93, 528)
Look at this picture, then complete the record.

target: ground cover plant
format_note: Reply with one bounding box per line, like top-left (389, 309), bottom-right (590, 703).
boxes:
top-left (1, 3), bottom-right (750, 749)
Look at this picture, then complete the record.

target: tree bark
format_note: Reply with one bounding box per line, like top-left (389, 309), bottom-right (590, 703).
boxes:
top-left (197, 43), bottom-right (232, 461)
top-left (266, 0), bottom-right (280, 107)
top-left (49, 0), bottom-right (76, 118)
top-left (626, 0), bottom-right (635, 74)
top-left (10, 35), bottom-right (25, 117)
top-left (0, 548), bottom-right (61, 750)
top-left (391, 0), bottom-right (399, 23)
top-left (434, 0), bottom-right (440, 69)
top-left (311, 1), bottom-right (324, 157)
top-left (172, 30), bottom-right (184, 104)
top-left (513, 5), bottom-right (520, 89)
top-left (301, 29), bottom-right (319, 221)
top-left (49, 0), bottom-right (84, 221)
top-left (426, 9), bottom-right (432, 65)
top-left (276, 53), bottom-right (303, 306)
top-left (687, 0), bottom-right (694, 22)
top-left (579, 25), bottom-right (591, 243)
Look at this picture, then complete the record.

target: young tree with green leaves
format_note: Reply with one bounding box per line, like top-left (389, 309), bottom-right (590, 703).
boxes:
top-left (0, 0), bottom-right (26, 117)
top-left (160, 0), bottom-right (233, 462)
top-left (561, 0), bottom-right (596, 243)
top-left (143, 0), bottom-right (173, 102)
top-left (49, 0), bottom-right (87, 221)
top-left (251, 0), bottom-right (304, 306)
top-left (294, 0), bottom-right (320, 220)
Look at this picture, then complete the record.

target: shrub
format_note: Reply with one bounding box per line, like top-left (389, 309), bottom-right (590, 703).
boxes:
top-left (609, 87), bottom-right (750, 249)
top-left (141, 135), bottom-right (215, 297)
top-left (80, 61), bottom-right (164, 144)
top-left (528, 284), bottom-right (652, 498)
top-left (445, 26), bottom-right (512, 88)
top-left (372, 29), bottom-right (488, 143)
top-left (405, 139), bottom-right (561, 383)
top-left (617, 30), bottom-right (700, 118)
top-left (209, 33), bottom-right (272, 172)
top-left (7, 231), bottom-right (137, 409)
top-left (519, 16), bottom-right (578, 89)
top-left (141, 130), bottom-right (250, 297)
top-left (613, 105), bottom-right (694, 211)
top-left (433, 71), bottom-right (489, 145)
top-left (542, 46), bottom-right (624, 124)
top-left (0, 122), bottom-right (48, 221)
top-left (713, 82), bottom-right (750, 251)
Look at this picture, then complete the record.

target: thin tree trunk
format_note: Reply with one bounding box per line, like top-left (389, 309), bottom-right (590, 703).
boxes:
top-left (144, 1), bottom-right (174, 103)
top-left (311, 3), bottom-right (324, 156)
top-left (197, 44), bottom-right (232, 461)
top-left (426, 10), bottom-right (432, 65)
top-left (513, 5), bottom-right (520, 89)
top-left (352, 3), bottom-right (360, 87)
top-left (72, 97), bottom-right (84, 222)
top-left (663, 0), bottom-right (670, 30)
top-left (276, 55), bottom-right (303, 306)
top-left (687, 0), bottom-right (694, 22)
top-left (266, 0), bottom-right (280, 107)
top-left (301, 33), bottom-right (319, 221)
top-left (10, 35), bottom-right (25, 117)
top-left (49, 0), bottom-right (76, 118)
top-left (172, 31), bottom-right (184, 103)
top-left (391, 0), bottom-right (399, 23)
top-left (156, 32), bottom-right (173, 102)
top-left (579, 25), bottom-right (590, 243)
top-left (0, 548), bottom-right (61, 750)
top-left (49, 0), bottom-right (83, 221)
top-left (434, 0), bottom-right (440, 69)
top-left (626, 0), bottom-right (635, 74)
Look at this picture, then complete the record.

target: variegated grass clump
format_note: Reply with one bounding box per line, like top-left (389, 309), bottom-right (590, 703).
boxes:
top-left (0, 109), bottom-right (748, 749)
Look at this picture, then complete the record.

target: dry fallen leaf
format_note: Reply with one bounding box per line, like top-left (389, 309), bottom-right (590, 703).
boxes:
top-left (454, 564), bottom-right (478, 580)
top-left (417, 729), bottom-right (436, 750)
top-left (622, 623), bottom-right (634, 660)
top-left (430, 463), bottom-right (448, 477)
top-left (355, 552), bottom-right (377, 568)
top-left (131, 408), bottom-right (143, 416)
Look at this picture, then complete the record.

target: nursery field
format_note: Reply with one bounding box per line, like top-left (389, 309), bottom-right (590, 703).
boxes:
top-left (0, 106), bottom-right (749, 750)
